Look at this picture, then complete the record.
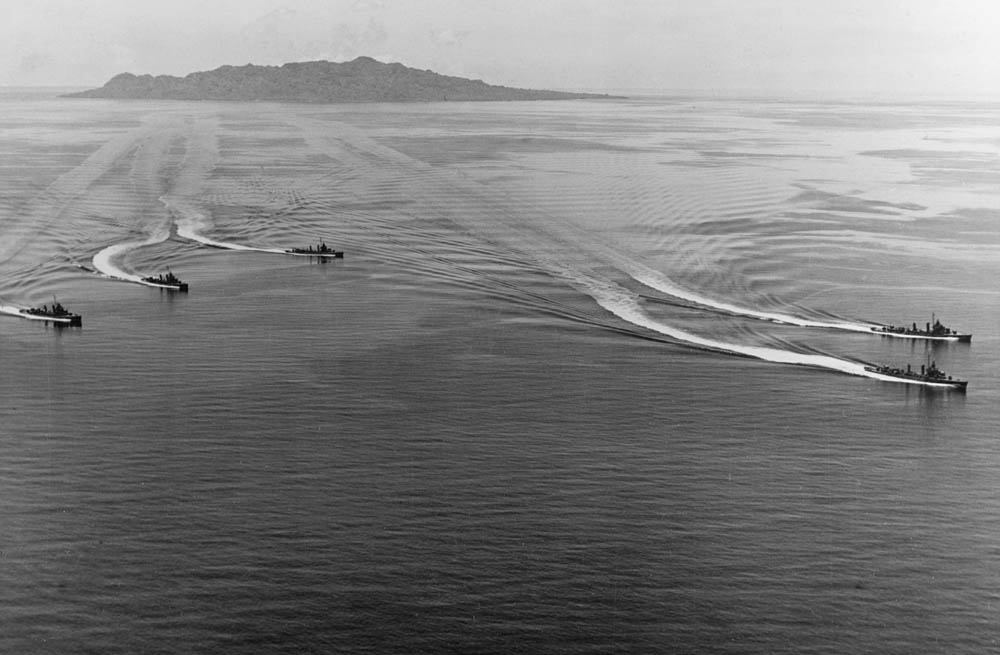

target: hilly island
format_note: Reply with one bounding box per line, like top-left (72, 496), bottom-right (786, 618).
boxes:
top-left (64, 56), bottom-right (618, 103)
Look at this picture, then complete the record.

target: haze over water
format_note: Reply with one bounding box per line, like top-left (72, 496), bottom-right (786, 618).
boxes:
top-left (2, 88), bottom-right (999, 653)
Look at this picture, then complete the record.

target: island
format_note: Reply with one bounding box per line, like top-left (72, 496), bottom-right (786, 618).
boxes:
top-left (63, 56), bottom-right (621, 103)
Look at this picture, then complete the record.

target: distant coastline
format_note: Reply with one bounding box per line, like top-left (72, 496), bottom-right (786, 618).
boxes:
top-left (63, 57), bottom-right (623, 104)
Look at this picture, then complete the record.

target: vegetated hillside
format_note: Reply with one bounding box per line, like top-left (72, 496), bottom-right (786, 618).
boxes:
top-left (64, 57), bottom-right (618, 103)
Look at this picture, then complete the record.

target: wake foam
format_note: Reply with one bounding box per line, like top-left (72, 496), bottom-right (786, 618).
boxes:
top-left (573, 274), bottom-right (883, 380)
top-left (613, 257), bottom-right (879, 333)
top-left (92, 238), bottom-right (161, 284)
top-left (0, 304), bottom-right (26, 319)
top-left (590, 283), bottom-right (962, 387)
top-left (164, 195), bottom-right (286, 254)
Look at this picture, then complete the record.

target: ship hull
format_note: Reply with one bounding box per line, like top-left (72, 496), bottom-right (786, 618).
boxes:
top-left (19, 311), bottom-right (82, 326)
top-left (144, 281), bottom-right (189, 292)
top-left (864, 366), bottom-right (967, 391)
top-left (870, 328), bottom-right (971, 342)
top-left (285, 249), bottom-right (343, 258)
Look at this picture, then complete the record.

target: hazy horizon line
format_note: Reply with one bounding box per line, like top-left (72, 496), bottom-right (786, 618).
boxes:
top-left (4, 83), bottom-right (999, 105)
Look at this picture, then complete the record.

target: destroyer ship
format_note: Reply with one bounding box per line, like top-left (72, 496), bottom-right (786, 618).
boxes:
top-left (864, 360), bottom-right (967, 391)
top-left (285, 242), bottom-right (343, 258)
top-left (19, 301), bottom-right (82, 326)
top-left (871, 315), bottom-right (971, 342)
top-left (142, 271), bottom-right (189, 292)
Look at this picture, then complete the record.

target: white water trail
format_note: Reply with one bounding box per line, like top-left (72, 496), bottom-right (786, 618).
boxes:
top-left (91, 233), bottom-right (166, 284)
top-left (0, 304), bottom-right (26, 318)
top-left (617, 259), bottom-right (880, 332)
top-left (164, 195), bottom-right (286, 254)
top-left (567, 274), bottom-right (949, 386)
top-left (596, 281), bottom-right (866, 372)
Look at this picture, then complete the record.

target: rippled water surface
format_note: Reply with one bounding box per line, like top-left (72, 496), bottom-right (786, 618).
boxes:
top-left (2, 89), bottom-right (1000, 653)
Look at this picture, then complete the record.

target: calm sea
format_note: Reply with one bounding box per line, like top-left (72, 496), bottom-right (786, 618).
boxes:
top-left (2, 88), bottom-right (999, 653)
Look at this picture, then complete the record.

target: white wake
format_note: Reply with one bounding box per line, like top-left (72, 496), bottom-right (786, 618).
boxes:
top-left (568, 275), bottom-right (949, 386)
top-left (164, 196), bottom-right (286, 254)
top-left (92, 235), bottom-right (164, 284)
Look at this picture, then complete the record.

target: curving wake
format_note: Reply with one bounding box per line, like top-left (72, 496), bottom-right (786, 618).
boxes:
top-left (564, 234), bottom-right (882, 333)
top-left (91, 229), bottom-right (172, 287)
top-left (164, 195), bottom-right (287, 254)
top-left (562, 273), bottom-right (892, 379)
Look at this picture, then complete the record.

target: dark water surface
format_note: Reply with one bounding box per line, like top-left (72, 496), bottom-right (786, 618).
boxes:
top-left (2, 89), bottom-right (999, 653)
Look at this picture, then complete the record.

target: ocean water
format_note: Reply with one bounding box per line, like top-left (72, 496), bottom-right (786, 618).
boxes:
top-left (1, 88), bottom-right (999, 653)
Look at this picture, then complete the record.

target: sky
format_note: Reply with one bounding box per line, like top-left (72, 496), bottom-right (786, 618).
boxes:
top-left (3, 0), bottom-right (999, 98)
